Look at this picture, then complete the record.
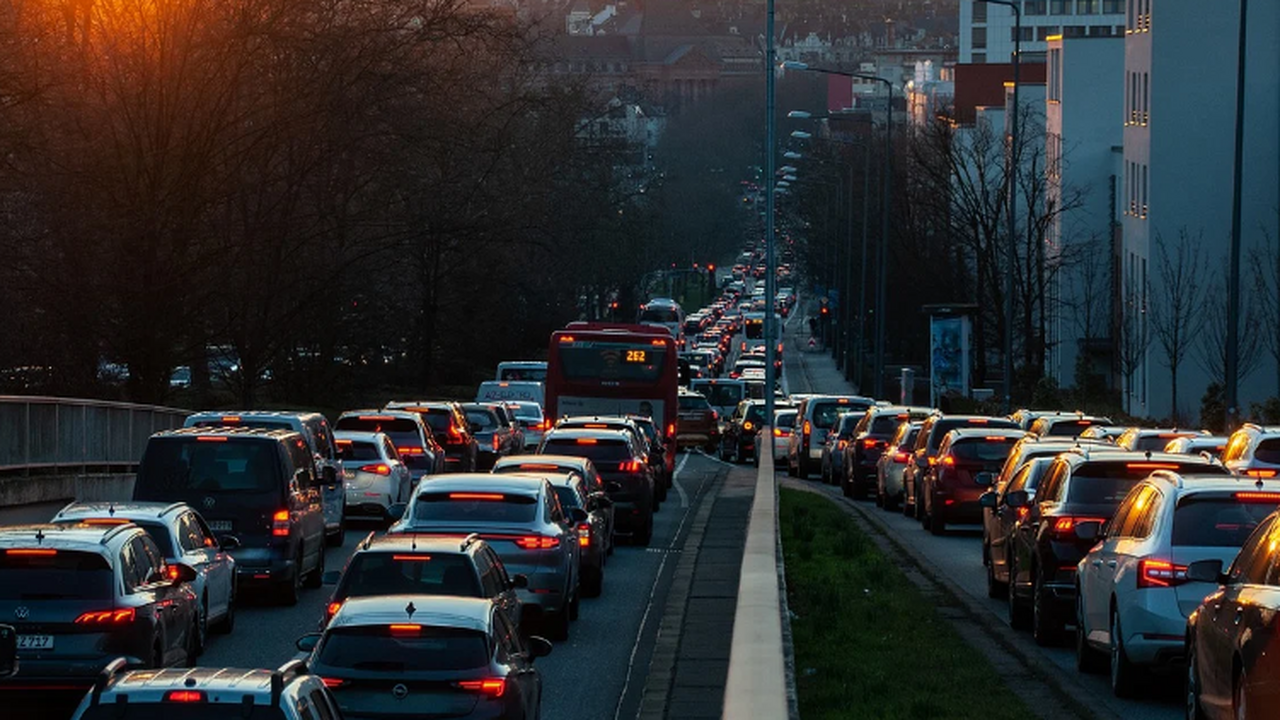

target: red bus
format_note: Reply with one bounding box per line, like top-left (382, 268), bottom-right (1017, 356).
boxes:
top-left (546, 322), bottom-right (679, 458)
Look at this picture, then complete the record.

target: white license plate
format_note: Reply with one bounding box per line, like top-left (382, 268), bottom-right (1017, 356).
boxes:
top-left (17, 635), bottom-right (53, 650)
top-left (208, 521), bottom-right (233, 532)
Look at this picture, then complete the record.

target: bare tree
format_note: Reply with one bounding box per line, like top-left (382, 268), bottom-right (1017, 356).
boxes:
top-left (1197, 264), bottom-right (1262, 388)
top-left (1250, 230), bottom-right (1280, 396)
top-left (1116, 274), bottom-right (1150, 416)
top-left (1149, 230), bottom-right (1207, 423)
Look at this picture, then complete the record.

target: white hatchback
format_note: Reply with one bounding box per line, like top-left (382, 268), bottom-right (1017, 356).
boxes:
top-left (1075, 472), bottom-right (1280, 696)
top-left (335, 431), bottom-right (414, 521)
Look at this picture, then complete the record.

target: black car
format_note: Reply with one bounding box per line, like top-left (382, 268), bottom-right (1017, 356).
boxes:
top-left (133, 426), bottom-right (329, 605)
top-left (300, 595), bottom-right (551, 720)
top-left (323, 533), bottom-right (526, 630)
top-left (843, 406), bottom-right (933, 499)
top-left (463, 404), bottom-right (521, 471)
top-left (979, 455), bottom-right (1056, 598)
top-left (540, 428), bottom-right (655, 546)
top-left (720, 400), bottom-right (768, 464)
top-left (0, 523), bottom-right (200, 702)
top-left (1004, 450), bottom-right (1228, 645)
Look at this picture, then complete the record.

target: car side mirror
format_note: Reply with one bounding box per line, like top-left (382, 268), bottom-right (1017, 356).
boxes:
top-left (1005, 489), bottom-right (1030, 508)
top-left (1186, 559), bottom-right (1226, 584)
top-left (322, 571), bottom-right (341, 586)
top-left (0, 624), bottom-right (17, 678)
top-left (570, 508), bottom-right (589, 524)
top-left (975, 471), bottom-right (994, 487)
top-left (386, 503), bottom-right (407, 521)
top-left (1074, 520), bottom-right (1102, 543)
top-left (166, 563), bottom-right (198, 584)
top-left (979, 491), bottom-right (997, 509)
top-left (528, 635), bottom-right (553, 659)
top-left (218, 535), bottom-right (241, 551)
top-left (511, 574), bottom-right (529, 589)
top-left (295, 633), bottom-right (322, 653)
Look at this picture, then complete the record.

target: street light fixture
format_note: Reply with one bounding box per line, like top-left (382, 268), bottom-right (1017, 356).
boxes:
top-left (783, 174), bottom-right (797, 182)
top-left (783, 151), bottom-right (803, 160)
top-left (779, 165), bottom-right (798, 174)
top-left (786, 110), bottom-right (813, 119)
top-left (790, 130), bottom-right (812, 140)
top-left (783, 60), bottom-right (895, 398)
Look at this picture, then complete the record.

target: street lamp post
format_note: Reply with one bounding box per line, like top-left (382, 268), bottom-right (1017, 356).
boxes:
top-left (763, 0), bottom-right (777, 453)
top-left (783, 61), bottom-right (893, 398)
top-left (983, 0), bottom-right (1020, 412)
top-left (1225, 0), bottom-right (1249, 429)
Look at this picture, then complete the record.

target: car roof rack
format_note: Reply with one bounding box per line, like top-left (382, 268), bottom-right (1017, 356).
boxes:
top-left (360, 531), bottom-right (377, 551)
top-left (98, 523), bottom-right (138, 545)
top-left (89, 657), bottom-right (130, 706)
top-left (461, 533), bottom-right (482, 551)
top-left (271, 659), bottom-right (309, 705)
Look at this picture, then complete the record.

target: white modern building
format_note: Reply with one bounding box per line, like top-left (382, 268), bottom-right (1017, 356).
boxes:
top-left (960, 0), bottom-right (1126, 64)
top-left (1043, 35), bottom-right (1124, 388)
top-left (1120, 0), bottom-right (1280, 420)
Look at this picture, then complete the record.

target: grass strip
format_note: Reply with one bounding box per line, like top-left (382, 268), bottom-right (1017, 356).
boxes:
top-left (781, 488), bottom-right (1033, 720)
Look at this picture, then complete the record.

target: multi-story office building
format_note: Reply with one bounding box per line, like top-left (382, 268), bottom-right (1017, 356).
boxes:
top-left (960, 0), bottom-right (1126, 64)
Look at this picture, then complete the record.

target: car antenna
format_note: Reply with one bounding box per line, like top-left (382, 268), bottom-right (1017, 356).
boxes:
top-left (107, 504), bottom-right (116, 517)
top-left (411, 535), bottom-right (417, 551)
top-left (1257, 476), bottom-right (1265, 491)
top-left (405, 601), bottom-right (416, 620)
top-left (1144, 450), bottom-right (1152, 461)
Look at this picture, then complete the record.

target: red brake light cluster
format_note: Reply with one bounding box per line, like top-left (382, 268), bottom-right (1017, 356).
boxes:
top-left (75, 608), bottom-right (136, 625)
top-left (578, 523), bottom-right (591, 547)
top-left (619, 459), bottom-right (643, 472)
top-left (164, 690), bottom-right (207, 703)
top-left (456, 678), bottom-right (506, 697)
top-left (326, 601), bottom-right (343, 620)
top-left (321, 678), bottom-right (347, 689)
top-left (449, 493), bottom-right (504, 501)
top-left (271, 510), bottom-right (290, 537)
top-left (360, 463), bottom-right (392, 476)
top-left (514, 536), bottom-right (560, 550)
top-left (1137, 559), bottom-right (1189, 588)
top-left (893, 451), bottom-right (909, 463)
top-left (389, 623), bottom-right (422, 636)
top-left (1245, 469), bottom-right (1278, 479)
top-left (397, 446), bottom-right (424, 456)
top-left (1050, 516), bottom-right (1108, 539)
top-left (1235, 491), bottom-right (1280, 502)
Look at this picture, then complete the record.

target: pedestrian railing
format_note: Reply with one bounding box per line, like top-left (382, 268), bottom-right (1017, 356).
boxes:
top-left (0, 396), bottom-right (189, 474)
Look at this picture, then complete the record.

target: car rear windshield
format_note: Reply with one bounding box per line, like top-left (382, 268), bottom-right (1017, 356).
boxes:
top-left (78, 707), bottom-right (286, 720)
top-left (135, 522), bottom-right (174, 554)
top-left (951, 438), bottom-right (1019, 462)
top-left (465, 410), bottom-right (500, 430)
top-left (339, 552), bottom-right (479, 599)
top-left (1173, 497), bottom-right (1276, 547)
top-left (137, 438), bottom-right (281, 495)
top-left (1046, 420), bottom-right (1099, 437)
top-left (411, 492), bottom-right (537, 524)
top-left (191, 419), bottom-right (291, 432)
top-left (542, 438), bottom-right (631, 463)
top-left (499, 368), bottom-right (547, 383)
top-left (695, 384), bottom-right (743, 407)
top-left (336, 417), bottom-right (420, 436)
top-left (318, 626), bottom-right (489, 672)
top-left (1067, 461), bottom-right (1223, 503)
top-left (557, 343), bottom-right (668, 383)
top-left (928, 418), bottom-right (1018, 451)
top-left (870, 416), bottom-right (904, 435)
top-left (553, 486), bottom-right (584, 510)
top-left (810, 401), bottom-right (870, 428)
top-left (775, 413), bottom-right (797, 429)
top-left (640, 307), bottom-right (680, 323)
top-left (0, 551), bottom-right (114, 600)
top-left (1133, 435), bottom-right (1191, 452)
top-left (337, 440), bottom-right (381, 462)
top-left (418, 409), bottom-right (454, 433)
top-left (679, 396), bottom-right (711, 411)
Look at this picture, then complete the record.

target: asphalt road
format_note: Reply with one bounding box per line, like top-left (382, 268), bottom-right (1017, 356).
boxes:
top-left (0, 452), bottom-right (726, 720)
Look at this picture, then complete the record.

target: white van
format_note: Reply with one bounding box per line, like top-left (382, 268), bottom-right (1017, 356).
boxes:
top-left (689, 378), bottom-right (746, 419)
top-left (495, 360), bottom-right (547, 383)
top-left (475, 380), bottom-right (544, 406)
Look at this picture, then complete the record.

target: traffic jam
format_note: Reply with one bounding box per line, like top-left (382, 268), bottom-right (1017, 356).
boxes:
top-left (0, 261), bottom-right (787, 720)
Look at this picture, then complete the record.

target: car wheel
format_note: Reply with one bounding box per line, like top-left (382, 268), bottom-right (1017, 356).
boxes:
top-left (1076, 592), bottom-right (1106, 674)
top-left (1185, 646), bottom-right (1206, 720)
top-left (568, 587), bottom-right (580, 621)
top-left (212, 580), bottom-right (236, 635)
top-left (584, 565), bottom-right (604, 598)
top-left (1008, 556), bottom-right (1031, 630)
top-left (546, 606), bottom-right (570, 642)
top-left (1031, 568), bottom-right (1060, 646)
top-left (636, 515), bottom-right (653, 546)
top-left (303, 544), bottom-right (324, 589)
top-left (985, 547), bottom-right (1007, 599)
top-left (883, 489), bottom-right (898, 513)
top-left (1110, 609), bottom-right (1140, 697)
top-left (928, 502), bottom-right (945, 536)
top-left (185, 617), bottom-right (201, 667)
top-left (278, 551), bottom-right (303, 606)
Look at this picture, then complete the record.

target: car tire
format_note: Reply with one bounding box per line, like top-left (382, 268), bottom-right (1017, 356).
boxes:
top-left (303, 545), bottom-right (324, 589)
top-left (1008, 556), bottom-right (1031, 630)
top-left (278, 551), bottom-right (303, 607)
top-left (212, 580), bottom-right (236, 635)
top-left (1185, 639), bottom-right (1207, 720)
top-left (883, 490), bottom-right (898, 513)
top-left (568, 588), bottom-right (580, 621)
top-left (1032, 568), bottom-right (1061, 646)
top-left (584, 565), bottom-right (604, 598)
top-left (1110, 608), bottom-right (1140, 697)
top-left (636, 515), bottom-right (653, 546)
top-left (1076, 593), bottom-right (1106, 674)
top-left (985, 548), bottom-right (1007, 599)
top-left (928, 500), bottom-right (945, 535)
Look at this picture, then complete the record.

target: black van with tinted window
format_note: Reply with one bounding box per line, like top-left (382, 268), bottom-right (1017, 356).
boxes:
top-left (133, 426), bottom-right (328, 605)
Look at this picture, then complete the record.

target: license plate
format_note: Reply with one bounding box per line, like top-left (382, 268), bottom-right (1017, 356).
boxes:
top-left (208, 521), bottom-right (233, 532)
top-left (17, 635), bottom-right (53, 650)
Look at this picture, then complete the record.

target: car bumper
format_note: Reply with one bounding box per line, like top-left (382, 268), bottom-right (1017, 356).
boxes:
top-left (231, 547), bottom-right (297, 585)
top-left (882, 467), bottom-right (904, 496)
top-left (677, 432), bottom-right (718, 447)
top-left (1120, 591), bottom-right (1193, 666)
top-left (517, 575), bottom-right (569, 616)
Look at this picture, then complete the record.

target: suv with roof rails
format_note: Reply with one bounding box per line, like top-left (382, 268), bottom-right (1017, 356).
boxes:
top-left (787, 395), bottom-right (877, 478)
top-left (1115, 427), bottom-right (1209, 453)
top-left (322, 532), bottom-right (524, 630)
top-left (69, 658), bottom-right (336, 720)
top-left (1002, 449), bottom-right (1228, 645)
top-left (0, 523), bottom-right (201, 699)
top-left (386, 401), bottom-right (479, 473)
top-left (133, 427), bottom-right (328, 606)
top-left (1028, 414), bottom-right (1113, 438)
top-left (184, 411), bottom-right (346, 547)
top-left (901, 414), bottom-right (1020, 519)
top-left (1221, 423), bottom-right (1280, 479)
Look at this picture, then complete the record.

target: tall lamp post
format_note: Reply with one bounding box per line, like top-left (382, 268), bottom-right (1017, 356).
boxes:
top-left (782, 61), bottom-right (892, 398)
top-left (762, 0), bottom-right (777, 458)
top-left (982, 0), bottom-right (1020, 412)
top-left (1225, 0), bottom-right (1249, 429)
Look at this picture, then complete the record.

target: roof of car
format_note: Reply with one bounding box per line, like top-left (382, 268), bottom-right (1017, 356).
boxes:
top-left (334, 430), bottom-right (386, 443)
top-left (0, 522), bottom-right (139, 551)
top-left (497, 454), bottom-right (592, 470)
top-left (150, 426), bottom-right (298, 441)
top-left (106, 666), bottom-right (283, 693)
top-left (53, 501), bottom-right (189, 522)
top-left (355, 533), bottom-right (478, 554)
top-left (385, 401), bottom-right (456, 411)
top-left (1124, 427), bottom-right (1211, 437)
top-left (338, 408), bottom-right (426, 421)
top-left (944, 428), bottom-right (1027, 441)
top-left (537, 472), bottom-right (586, 489)
top-left (558, 416), bottom-right (637, 426)
top-left (543, 427), bottom-right (633, 442)
top-left (186, 410), bottom-right (324, 422)
top-left (1060, 449), bottom-right (1222, 467)
top-left (414, 474), bottom-right (545, 496)
top-left (1144, 472), bottom-right (1280, 494)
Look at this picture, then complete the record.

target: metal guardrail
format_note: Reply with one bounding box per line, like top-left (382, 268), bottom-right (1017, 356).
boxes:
top-left (0, 396), bottom-right (189, 474)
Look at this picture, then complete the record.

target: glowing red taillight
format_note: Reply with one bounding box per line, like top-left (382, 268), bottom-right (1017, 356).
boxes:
top-left (514, 536), bottom-right (560, 550)
top-left (321, 678), bottom-right (348, 689)
top-left (326, 601), bottom-right (343, 620)
top-left (75, 608), bottom-right (136, 625)
top-left (892, 452), bottom-right (909, 463)
top-left (272, 509), bottom-right (290, 537)
top-left (360, 463), bottom-right (391, 476)
top-left (1137, 559), bottom-right (1190, 589)
top-left (1049, 516), bottom-right (1108, 540)
top-left (492, 435), bottom-right (500, 452)
top-left (164, 690), bottom-right (206, 703)
top-left (578, 523), bottom-right (591, 547)
top-left (619, 459), bottom-right (643, 472)
top-left (455, 678), bottom-right (506, 697)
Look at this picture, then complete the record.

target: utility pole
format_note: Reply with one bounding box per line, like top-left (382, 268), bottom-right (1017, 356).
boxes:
top-left (1225, 0), bottom-right (1248, 430)
top-left (763, 0), bottom-right (777, 454)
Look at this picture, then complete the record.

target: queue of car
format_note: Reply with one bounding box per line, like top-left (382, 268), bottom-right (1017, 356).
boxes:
top-left (785, 401), bottom-right (1280, 716)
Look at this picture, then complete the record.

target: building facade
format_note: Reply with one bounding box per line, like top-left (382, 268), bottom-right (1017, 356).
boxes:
top-left (960, 0), bottom-right (1125, 64)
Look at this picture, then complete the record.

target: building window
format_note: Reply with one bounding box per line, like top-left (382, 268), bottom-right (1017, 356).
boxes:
top-left (1141, 164), bottom-right (1147, 217)
top-left (1089, 25), bottom-right (1113, 36)
top-left (1011, 26), bottom-right (1034, 42)
top-left (972, 26), bottom-right (987, 49)
top-left (1048, 48), bottom-right (1061, 101)
top-left (1141, 72), bottom-right (1148, 124)
top-left (1063, 25), bottom-right (1087, 36)
top-left (1076, 0), bottom-right (1099, 13)
top-left (1037, 25), bottom-right (1061, 40)
top-left (1129, 72), bottom-right (1137, 124)
top-left (972, 52), bottom-right (987, 63)
top-left (1050, 0), bottom-right (1070, 14)
top-left (973, 1), bottom-right (987, 22)
top-left (1025, 0), bottom-right (1047, 15)
top-left (1127, 0), bottom-right (1134, 30)
top-left (1103, 0), bottom-right (1123, 12)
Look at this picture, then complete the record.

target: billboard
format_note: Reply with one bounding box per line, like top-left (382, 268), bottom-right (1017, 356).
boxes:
top-left (929, 315), bottom-right (970, 407)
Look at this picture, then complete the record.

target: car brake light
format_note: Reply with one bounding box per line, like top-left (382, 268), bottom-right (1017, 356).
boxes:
top-left (448, 424), bottom-right (463, 441)
top-left (321, 678), bottom-right (348, 689)
top-left (576, 438), bottom-right (598, 445)
top-left (82, 518), bottom-right (130, 526)
top-left (492, 435), bottom-right (500, 452)
top-left (1050, 516), bottom-right (1108, 539)
top-left (838, 440), bottom-right (848, 450)
top-left (272, 510), bottom-right (290, 537)
top-left (326, 601), bottom-right (343, 620)
top-left (449, 493), bottom-right (505, 501)
top-left (803, 421), bottom-right (811, 436)
top-left (863, 439), bottom-right (878, 448)
top-left (514, 536), bottom-right (560, 550)
top-left (536, 420), bottom-right (550, 431)
top-left (619, 459), bottom-right (643, 472)
top-left (5, 549), bottom-right (57, 556)
top-left (1245, 469), bottom-right (1278, 479)
top-left (389, 624), bottom-right (421, 636)
top-left (360, 463), bottom-right (392, 476)
top-left (893, 451), bottom-right (909, 463)
top-left (668, 424), bottom-right (675, 437)
top-left (743, 421), bottom-right (754, 432)
top-left (711, 410), bottom-right (719, 421)
top-left (397, 446), bottom-right (424, 456)
top-left (164, 690), bottom-right (206, 703)
top-left (940, 455), bottom-right (955, 467)
top-left (196, 436), bottom-right (227, 442)
top-left (456, 678), bottom-right (506, 697)
top-left (578, 523), bottom-right (591, 547)
top-left (1138, 559), bottom-right (1189, 588)
top-left (1126, 462), bottom-right (1180, 470)
top-left (75, 608), bottom-right (136, 625)
top-left (1235, 491), bottom-right (1280, 502)
top-left (970, 418), bottom-right (989, 424)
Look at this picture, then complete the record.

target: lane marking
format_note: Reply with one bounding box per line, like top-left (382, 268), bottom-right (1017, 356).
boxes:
top-left (673, 452), bottom-right (690, 508)
top-left (612, 454), bottom-right (709, 720)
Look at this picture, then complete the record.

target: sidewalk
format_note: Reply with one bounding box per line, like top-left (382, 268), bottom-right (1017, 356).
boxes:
top-left (640, 461), bottom-right (758, 719)
top-left (785, 306), bottom-right (859, 397)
